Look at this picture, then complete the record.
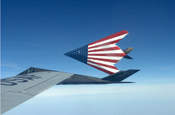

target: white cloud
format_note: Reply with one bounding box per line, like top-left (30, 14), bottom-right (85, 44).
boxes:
top-left (24, 43), bottom-right (43, 46)
top-left (36, 83), bottom-right (175, 98)
top-left (1, 63), bottom-right (22, 70)
top-left (3, 83), bottom-right (175, 115)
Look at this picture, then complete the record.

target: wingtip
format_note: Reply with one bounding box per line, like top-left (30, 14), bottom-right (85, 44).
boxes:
top-left (122, 30), bottom-right (129, 34)
top-left (129, 69), bottom-right (140, 73)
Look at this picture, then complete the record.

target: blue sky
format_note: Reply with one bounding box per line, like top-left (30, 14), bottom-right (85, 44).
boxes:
top-left (1, 0), bottom-right (175, 115)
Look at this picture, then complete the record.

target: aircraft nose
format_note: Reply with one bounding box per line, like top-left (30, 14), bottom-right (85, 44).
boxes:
top-left (64, 45), bottom-right (88, 64)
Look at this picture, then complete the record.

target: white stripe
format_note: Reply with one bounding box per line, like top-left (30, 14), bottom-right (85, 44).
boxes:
top-left (88, 59), bottom-right (115, 65)
top-left (87, 62), bottom-right (119, 73)
top-left (88, 50), bottom-right (123, 54)
top-left (88, 44), bottom-right (117, 51)
top-left (88, 33), bottom-right (128, 48)
top-left (88, 55), bottom-right (123, 60)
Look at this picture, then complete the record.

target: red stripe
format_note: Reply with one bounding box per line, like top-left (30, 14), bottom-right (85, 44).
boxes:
top-left (88, 39), bottom-right (122, 49)
top-left (88, 60), bottom-right (118, 70)
top-left (87, 63), bottom-right (115, 75)
top-left (88, 46), bottom-right (121, 52)
top-left (88, 53), bottom-right (126, 57)
top-left (89, 30), bottom-right (128, 46)
top-left (88, 57), bottom-right (120, 63)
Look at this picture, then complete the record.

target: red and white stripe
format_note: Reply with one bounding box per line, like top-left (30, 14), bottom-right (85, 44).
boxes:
top-left (87, 30), bottom-right (128, 75)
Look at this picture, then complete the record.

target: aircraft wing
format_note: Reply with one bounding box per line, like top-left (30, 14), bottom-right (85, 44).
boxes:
top-left (1, 67), bottom-right (139, 114)
top-left (1, 67), bottom-right (74, 114)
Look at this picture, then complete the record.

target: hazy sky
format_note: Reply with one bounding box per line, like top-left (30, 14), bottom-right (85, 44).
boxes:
top-left (1, 0), bottom-right (175, 115)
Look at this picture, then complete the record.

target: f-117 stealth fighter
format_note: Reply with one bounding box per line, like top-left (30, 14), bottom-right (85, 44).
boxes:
top-left (1, 30), bottom-right (139, 114)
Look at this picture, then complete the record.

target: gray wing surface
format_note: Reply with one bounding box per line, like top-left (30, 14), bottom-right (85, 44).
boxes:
top-left (1, 67), bottom-right (74, 114)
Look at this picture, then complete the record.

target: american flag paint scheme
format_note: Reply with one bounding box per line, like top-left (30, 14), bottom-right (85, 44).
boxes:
top-left (65, 30), bottom-right (129, 75)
